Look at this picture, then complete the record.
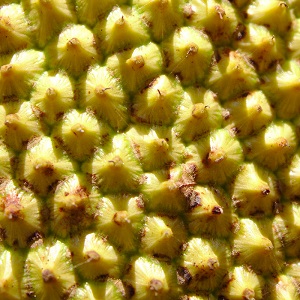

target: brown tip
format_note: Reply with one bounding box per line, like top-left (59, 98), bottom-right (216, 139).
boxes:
top-left (275, 137), bottom-right (288, 148)
top-left (207, 257), bottom-right (219, 270)
top-left (67, 38), bottom-right (81, 48)
top-left (186, 43), bottom-right (198, 57)
top-left (116, 16), bottom-right (125, 26)
top-left (212, 206), bottom-right (223, 215)
top-left (113, 211), bottom-right (130, 226)
top-left (94, 86), bottom-right (111, 97)
top-left (34, 163), bottom-right (54, 176)
top-left (71, 123), bottom-right (85, 136)
top-left (108, 156), bottom-right (124, 168)
top-left (86, 250), bottom-right (100, 262)
top-left (261, 188), bottom-right (270, 196)
top-left (243, 288), bottom-right (255, 300)
top-left (1, 64), bottom-right (13, 76)
top-left (5, 114), bottom-right (19, 129)
top-left (149, 279), bottom-right (163, 293)
top-left (183, 4), bottom-right (194, 19)
top-left (46, 88), bottom-right (57, 99)
top-left (42, 269), bottom-right (56, 283)
top-left (4, 194), bottom-right (23, 221)
top-left (192, 103), bottom-right (208, 119)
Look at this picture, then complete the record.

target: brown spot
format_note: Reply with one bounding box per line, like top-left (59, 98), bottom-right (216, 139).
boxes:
top-left (212, 206), bottom-right (223, 214)
top-left (0, 227), bottom-right (6, 240)
top-left (189, 192), bottom-right (201, 210)
top-left (273, 201), bottom-right (283, 214)
top-left (183, 4), bottom-right (194, 19)
top-left (223, 110), bottom-right (230, 121)
top-left (262, 188), bottom-right (270, 196)
top-left (268, 60), bottom-right (278, 70)
top-left (183, 163), bottom-right (197, 182)
top-left (244, 147), bottom-right (252, 154)
top-left (136, 195), bottom-right (145, 209)
top-left (34, 163), bottom-right (54, 176)
top-left (125, 283), bottom-right (135, 298)
top-left (241, 91), bottom-right (251, 98)
top-left (163, 49), bottom-right (171, 68)
top-left (178, 164), bottom-right (197, 201)
top-left (3, 95), bottom-right (19, 103)
top-left (214, 50), bottom-right (222, 63)
top-left (73, 88), bottom-right (80, 102)
top-left (231, 127), bottom-right (241, 135)
top-left (97, 274), bottom-right (109, 282)
top-left (248, 58), bottom-right (258, 69)
top-left (140, 77), bottom-right (158, 94)
top-left (233, 23), bottom-right (246, 41)
top-left (26, 291), bottom-right (36, 298)
top-left (260, 77), bottom-right (266, 85)
top-left (74, 186), bottom-right (88, 198)
top-left (0, 16), bottom-right (12, 28)
top-left (249, 209), bottom-right (265, 217)
top-left (177, 267), bottom-right (192, 285)
top-left (27, 231), bottom-right (43, 245)
top-left (153, 253), bottom-right (172, 261)
top-left (4, 194), bottom-right (23, 221)
top-left (140, 227), bottom-right (146, 238)
top-left (174, 72), bottom-right (183, 82)
top-left (243, 288), bottom-right (255, 300)
top-left (234, 199), bottom-right (242, 208)
top-left (279, 2), bottom-right (288, 7)
top-left (208, 258), bottom-right (219, 270)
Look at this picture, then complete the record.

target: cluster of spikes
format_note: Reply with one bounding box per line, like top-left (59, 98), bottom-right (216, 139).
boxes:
top-left (1, 0), bottom-right (300, 299)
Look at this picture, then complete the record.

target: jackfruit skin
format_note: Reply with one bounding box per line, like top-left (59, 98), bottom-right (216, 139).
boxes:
top-left (0, 0), bottom-right (300, 299)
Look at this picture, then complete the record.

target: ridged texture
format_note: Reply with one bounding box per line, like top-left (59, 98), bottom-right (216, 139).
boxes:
top-left (0, 0), bottom-right (299, 299)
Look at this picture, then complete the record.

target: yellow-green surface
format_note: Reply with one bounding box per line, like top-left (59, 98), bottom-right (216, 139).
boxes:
top-left (1, 0), bottom-right (300, 299)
